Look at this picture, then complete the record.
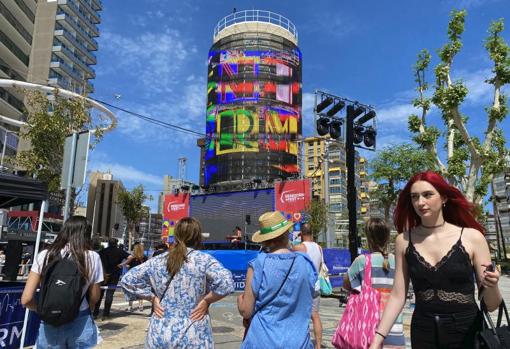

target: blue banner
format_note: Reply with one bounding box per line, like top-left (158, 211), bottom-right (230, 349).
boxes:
top-left (203, 250), bottom-right (259, 291)
top-left (0, 283), bottom-right (40, 349)
top-left (203, 249), bottom-right (356, 290)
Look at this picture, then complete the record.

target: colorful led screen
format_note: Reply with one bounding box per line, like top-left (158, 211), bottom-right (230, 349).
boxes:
top-left (205, 48), bottom-right (302, 185)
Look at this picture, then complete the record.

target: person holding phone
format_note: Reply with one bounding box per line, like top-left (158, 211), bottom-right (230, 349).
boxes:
top-left (369, 171), bottom-right (502, 349)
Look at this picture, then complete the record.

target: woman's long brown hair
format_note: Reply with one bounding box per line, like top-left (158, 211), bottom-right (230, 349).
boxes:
top-left (166, 217), bottom-right (202, 276)
top-left (42, 215), bottom-right (92, 282)
top-left (365, 218), bottom-right (391, 273)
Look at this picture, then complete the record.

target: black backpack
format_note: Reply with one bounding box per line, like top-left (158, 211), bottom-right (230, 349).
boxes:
top-left (37, 255), bottom-right (86, 326)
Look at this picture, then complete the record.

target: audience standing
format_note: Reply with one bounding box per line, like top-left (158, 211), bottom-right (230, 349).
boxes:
top-left (93, 238), bottom-right (130, 320)
top-left (293, 223), bottom-right (324, 349)
top-left (238, 211), bottom-right (317, 349)
top-left (343, 218), bottom-right (405, 348)
top-left (120, 217), bottom-right (234, 348)
top-left (21, 216), bottom-right (103, 348)
top-left (121, 243), bottom-right (147, 312)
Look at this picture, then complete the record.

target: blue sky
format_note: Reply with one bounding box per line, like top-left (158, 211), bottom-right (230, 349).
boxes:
top-left (86, 0), bottom-right (510, 210)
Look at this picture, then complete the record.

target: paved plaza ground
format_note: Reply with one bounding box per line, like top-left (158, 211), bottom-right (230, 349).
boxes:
top-left (94, 275), bottom-right (510, 349)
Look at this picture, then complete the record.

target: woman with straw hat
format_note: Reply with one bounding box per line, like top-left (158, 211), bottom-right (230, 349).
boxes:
top-left (237, 211), bottom-right (317, 349)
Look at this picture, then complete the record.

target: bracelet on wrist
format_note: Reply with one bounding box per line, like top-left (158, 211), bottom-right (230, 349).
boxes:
top-left (375, 330), bottom-right (386, 339)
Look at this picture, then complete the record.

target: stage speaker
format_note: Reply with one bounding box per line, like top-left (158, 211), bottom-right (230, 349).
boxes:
top-left (4, 240), bottom-right (23, 281)
top-left (245, 214), bottom-right (251, 225)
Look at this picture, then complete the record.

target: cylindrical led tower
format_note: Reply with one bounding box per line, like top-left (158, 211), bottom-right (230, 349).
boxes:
top-left (204, 10), bottom-right (302, 187)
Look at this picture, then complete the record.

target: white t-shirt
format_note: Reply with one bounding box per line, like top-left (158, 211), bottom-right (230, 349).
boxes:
top-left (303, 241), bottom-right (322, 272)
top-left (31, 247), bottom-right (104, 311)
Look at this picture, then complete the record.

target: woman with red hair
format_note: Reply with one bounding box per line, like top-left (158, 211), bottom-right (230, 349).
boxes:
top-left (369, 171), bottom-right (502, 349)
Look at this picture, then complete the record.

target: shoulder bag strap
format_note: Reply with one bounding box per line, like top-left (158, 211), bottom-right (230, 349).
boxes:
top-left (363, 254), bottom-right (373, 288)
top-left (252, 255), bottom-right (297, 316)
top-left (160, 250), bottom-right (194, 301)
top-left (497, 300), bottom-right (509, 327)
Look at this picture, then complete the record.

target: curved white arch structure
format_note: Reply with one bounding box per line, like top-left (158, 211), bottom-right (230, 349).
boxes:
top-left (0, 78), bottom-right (117, 132)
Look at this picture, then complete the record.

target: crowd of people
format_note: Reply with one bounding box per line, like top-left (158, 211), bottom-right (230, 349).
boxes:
top-left (19, 171), bottom-right (504, 348)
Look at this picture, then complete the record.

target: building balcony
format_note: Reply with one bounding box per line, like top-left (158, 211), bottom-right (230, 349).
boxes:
top-left (50, 61), bottom-right (84, 85)
top-left (0, 127), bottom-right (19, 152)
top-left (90, 0), bottom-right (102, 11)
top-left (0, 30), bottom-right (29, 67)
top-left (77, 0), bottom-right (101, 24)
top-left (52, 44), bottom-right (96, 79)
top-left (11, 0), bottom-right (35, 22)
top-left (56, 12), bottom-right (98, 50)
top-left (58, 0), bottom-right (99, 37)
top-left (0, 87), bottom-right (24, 113)
top-left (54, 29), bottom-right (96, 64)
top-left (0, 57), bottom-right (25, 81)
top-left (0, 1), bottom-right (32, 45)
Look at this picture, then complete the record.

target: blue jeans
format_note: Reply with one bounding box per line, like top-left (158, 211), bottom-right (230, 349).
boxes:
top-left (37, 310), bottom-right (98, 349)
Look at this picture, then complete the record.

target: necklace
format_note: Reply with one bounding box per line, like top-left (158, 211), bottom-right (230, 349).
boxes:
top-left (421, 220), bottom-right (446, 229)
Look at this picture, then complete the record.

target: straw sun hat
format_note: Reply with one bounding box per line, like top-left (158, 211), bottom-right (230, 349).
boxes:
top-left (251, 211), bottom-right (294, 243)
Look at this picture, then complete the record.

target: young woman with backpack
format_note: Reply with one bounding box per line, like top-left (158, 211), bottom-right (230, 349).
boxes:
top-left (21, 216), bottom-right (104, 348)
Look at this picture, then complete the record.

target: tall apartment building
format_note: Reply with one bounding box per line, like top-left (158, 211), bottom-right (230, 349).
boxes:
top-left (157, 175), bottom-right (196, 215)
top-left (0, 0), bottom-right (101, 164)
top-left (304, 136), bottom-right (369, 245)
top-left (28, 0), bottom-right (100, 94)
top-left (0, 0), bottom-right (36, 163)
top-left (86, 171), bottom-right (126, 239)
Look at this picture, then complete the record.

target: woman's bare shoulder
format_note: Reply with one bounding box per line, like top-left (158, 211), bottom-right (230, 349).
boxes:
top-left (461, 227), bottom-right (486, 244)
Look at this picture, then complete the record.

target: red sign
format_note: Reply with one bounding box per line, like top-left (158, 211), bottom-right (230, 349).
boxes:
top-left (274, 179), bottom-right (311, 222)
top-left (162, 193), bottom-right (190, 241)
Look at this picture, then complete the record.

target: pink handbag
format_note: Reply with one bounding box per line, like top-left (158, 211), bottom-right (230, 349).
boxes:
top-left (332, 254), bottom-right (381, 349)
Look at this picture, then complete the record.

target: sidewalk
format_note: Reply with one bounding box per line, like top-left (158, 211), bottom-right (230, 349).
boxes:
top-left (95, 275), bottom-right (510, 349)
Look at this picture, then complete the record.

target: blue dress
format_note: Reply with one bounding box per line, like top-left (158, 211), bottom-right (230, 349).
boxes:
top-left (241, 252), bottom-right (317, 349)
top-left (120, 248), bottom-right (234, 348)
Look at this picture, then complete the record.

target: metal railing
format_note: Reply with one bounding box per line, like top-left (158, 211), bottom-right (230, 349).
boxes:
top-left (214, 10), bottom-right (298, 41)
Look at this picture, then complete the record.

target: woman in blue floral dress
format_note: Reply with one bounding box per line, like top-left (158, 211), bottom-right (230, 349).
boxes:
top-left (120, 217), bottom-right (234, 348)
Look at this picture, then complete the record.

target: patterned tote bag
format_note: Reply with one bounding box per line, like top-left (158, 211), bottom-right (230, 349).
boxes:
top-left (332, 254), bottom-right (381, 349)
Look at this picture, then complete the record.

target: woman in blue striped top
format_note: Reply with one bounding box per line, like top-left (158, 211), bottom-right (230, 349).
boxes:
top-left (343, 218), bottom-right (406, 348)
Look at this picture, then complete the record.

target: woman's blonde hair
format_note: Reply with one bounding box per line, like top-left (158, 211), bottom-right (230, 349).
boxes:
top-left (133, 243), bottom-right (144, 261)
top-left (166, 217), bottom-right (202, 276)
top-left (365, 218), bottom-right (391, 273)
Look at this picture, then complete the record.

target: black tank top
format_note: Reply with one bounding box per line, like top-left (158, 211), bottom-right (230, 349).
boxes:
top-left (406, 228), bottom-right (477, 313)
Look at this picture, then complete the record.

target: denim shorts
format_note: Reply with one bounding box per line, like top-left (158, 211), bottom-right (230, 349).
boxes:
top-left (37, 310), bottom-right (98, 349)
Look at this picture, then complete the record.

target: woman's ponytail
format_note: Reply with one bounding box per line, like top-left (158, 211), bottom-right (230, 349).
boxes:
top-left (382, 249), bottom-right (390, 274)
top-left (167, 239), bottom-right (187, 276)
top-left (165, 217), bottom-right (203, 277)
top-left (365, 218), bottom-right (391, 274)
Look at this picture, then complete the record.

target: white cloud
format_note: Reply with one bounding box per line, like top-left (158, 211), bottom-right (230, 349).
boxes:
top-left (377, 103), bottom-right (420, 125)
top-left (456, 68), bottom-right (493, 105)
top-left (89, 161), bottom-right (161, 187)
top-left (100, 29), bottom-right (196, 95)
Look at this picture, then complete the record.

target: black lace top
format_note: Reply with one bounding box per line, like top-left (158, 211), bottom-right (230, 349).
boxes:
top-left (406, 228), bottom-right (477, 313)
